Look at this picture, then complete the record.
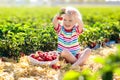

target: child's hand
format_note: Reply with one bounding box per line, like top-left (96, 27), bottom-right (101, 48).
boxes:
top-left (57, 16), bottom-right (63, 20)
top-left (55, 14), bottom-right (63, 20)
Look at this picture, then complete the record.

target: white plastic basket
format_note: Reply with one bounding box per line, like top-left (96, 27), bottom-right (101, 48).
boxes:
top-left (28, 51), bottom-right (59, 66)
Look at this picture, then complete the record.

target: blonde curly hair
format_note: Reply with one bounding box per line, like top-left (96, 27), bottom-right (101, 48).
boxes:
top-left (65, 6), bottom-right (82, 21)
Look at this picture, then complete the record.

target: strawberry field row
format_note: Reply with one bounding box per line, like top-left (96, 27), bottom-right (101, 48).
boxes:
top-left (0, 6), bottom-right (120, 58)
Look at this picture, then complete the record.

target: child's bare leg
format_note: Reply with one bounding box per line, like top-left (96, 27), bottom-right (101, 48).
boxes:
top-left (72, 48), bottom-right (91, 66)
top-left (60, 50), bottom-right (77, 63)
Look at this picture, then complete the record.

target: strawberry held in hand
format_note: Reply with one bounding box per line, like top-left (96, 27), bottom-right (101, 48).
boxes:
top-left (57, 17), bottom-right (63, 20)
top-left (57, 9), bottom-right (65, 21)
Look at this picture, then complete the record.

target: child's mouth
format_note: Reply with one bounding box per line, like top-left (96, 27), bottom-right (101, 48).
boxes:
top-left (65, 25), bottom-right (70, 28)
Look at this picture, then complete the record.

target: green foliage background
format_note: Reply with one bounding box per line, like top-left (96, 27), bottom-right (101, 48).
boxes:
top-left (0, 6), bottom-right (120, 57)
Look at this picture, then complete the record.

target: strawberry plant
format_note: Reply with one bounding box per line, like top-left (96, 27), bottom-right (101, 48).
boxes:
top-left (0, 6), bottom-right (120, 59)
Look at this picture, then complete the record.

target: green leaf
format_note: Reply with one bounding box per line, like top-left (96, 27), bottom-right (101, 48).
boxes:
top-left (114, 68), bottom-right (120, 76)
top-left (102, 71), bottom-right (113, 80)
top-left (94, 56), bottom-right (105, 64)
top-left (63, 70), bottom-right (80, 80)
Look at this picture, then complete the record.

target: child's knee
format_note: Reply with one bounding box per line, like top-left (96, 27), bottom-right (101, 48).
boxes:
top-left (85, 48), bottom-right (91, 54)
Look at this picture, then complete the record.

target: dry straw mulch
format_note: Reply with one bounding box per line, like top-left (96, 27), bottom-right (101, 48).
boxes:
top-left (0, 45), bottom-right (119, 80)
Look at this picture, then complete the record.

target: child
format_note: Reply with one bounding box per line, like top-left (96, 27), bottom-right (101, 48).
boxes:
top-left (52, 7), bottom-right (91, 67)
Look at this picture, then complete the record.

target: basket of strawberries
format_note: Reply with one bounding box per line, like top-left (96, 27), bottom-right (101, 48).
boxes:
top-left (28, 51), bottom-right (59, 65)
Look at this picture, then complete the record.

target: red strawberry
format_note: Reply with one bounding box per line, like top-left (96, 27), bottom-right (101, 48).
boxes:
top-left (53, 53), bottom-right (57, 56)
top-left (20, 52), bottom-right (25, 57)
top-left (57, 17), bottom-right (63, 20)
top-left (42, 53), bottom-right (46, 58)
top-left (37, 51), bottom-right (43, 55)
top-left (37, 57), bottom-right (43, 61)
top-left (37, 51), bottom-right (43, 54)
top-left (51, 64), bottom-right (61, 70)
top-left (45, 52), bottom-right (48, 55)
top-left (90, 42), bottom-right (96, 48)
top-left (38, 52), bottom-right (43, 57)
top-left (44, 56), bottom-right (53, 61)
top-left (52, 55), bottom-right (57, 60)
top-left (31, 54), bottom-right (39, 59)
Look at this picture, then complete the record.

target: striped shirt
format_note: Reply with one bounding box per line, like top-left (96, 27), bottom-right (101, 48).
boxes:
top-left (54, 24), bottom-right (82, 56)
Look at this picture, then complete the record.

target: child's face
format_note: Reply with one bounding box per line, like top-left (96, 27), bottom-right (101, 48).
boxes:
top-left (62, 14), bottom-right (76, 30)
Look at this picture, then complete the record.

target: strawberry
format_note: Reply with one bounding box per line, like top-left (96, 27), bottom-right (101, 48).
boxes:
top-left (37, 51), bottom-right (43, 55)
top-left (90, 42), bottom-right (96, 48)
top-left (52, 55), bottom-right (57, 60)
top-left (20, 52), bottom-right (25, 57)
top-left (45, 52), bottom-right (48, 55)
top-left (37, 57), bottom-right (43, 61)
top-left (31, 54), bottom-right (39, 59)
top-left (31, 51), bottom-right (58, 62)
top-left (44, 55), bottom-right (53, 61)
top-left (42, 53), bottom-right (47, 59)
top-left (38, 52), bottom-right (43, 57)
top-left (51, 64), bottom-right (61, 70)
top-left (57, 17), bottom-right (63, 20)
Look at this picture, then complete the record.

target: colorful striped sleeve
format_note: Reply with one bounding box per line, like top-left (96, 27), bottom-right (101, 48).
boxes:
top-left (54, 24), bottom-right (61, 34)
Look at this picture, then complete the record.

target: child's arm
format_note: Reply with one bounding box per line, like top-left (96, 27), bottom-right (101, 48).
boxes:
top-left (53, 8), bottom-right (66, 29)
top-left (76, 16), bottom-right (84, 33)
top-left (53, 8), bottom-right (65, 29)
top-left (52, 14), bottom-right (59, 29)
top-left (52, 14), bottom-right (63, 33)
top-left (53, 8), bottom-right (65, 33)
top-left (70, 10), bottom-right (84, 33)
